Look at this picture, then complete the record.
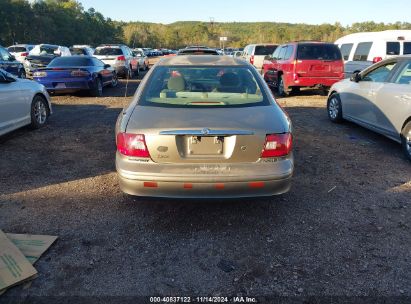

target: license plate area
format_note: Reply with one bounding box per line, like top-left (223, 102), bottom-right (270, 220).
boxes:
top-left (187, 136), bottom-right (224, 156)
top-left (55, 83), bottom-right (66, 89)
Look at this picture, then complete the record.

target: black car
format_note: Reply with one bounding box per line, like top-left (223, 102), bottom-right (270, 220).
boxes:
top-left (0, 46), bottom-right (26, 78)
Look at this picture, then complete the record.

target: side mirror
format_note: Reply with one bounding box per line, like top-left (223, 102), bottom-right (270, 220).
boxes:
top-left (350, 72), bottom-right (361, 82)
top-left (104, 64), bottom-right (111, 69)
top-left (264, 55), bottom-right (272, 61)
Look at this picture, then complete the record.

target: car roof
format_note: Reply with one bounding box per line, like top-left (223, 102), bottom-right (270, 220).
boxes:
top-left (157, 55), bottom-right (248, 66)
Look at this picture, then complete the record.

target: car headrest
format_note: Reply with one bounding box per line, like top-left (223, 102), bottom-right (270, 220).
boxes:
top-left (167, 76), bottom-right (185, 92)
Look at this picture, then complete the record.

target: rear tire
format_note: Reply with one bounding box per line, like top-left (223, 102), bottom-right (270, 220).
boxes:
top-left (134, 65), bottom-right (140, 78)
top-left (30, 95), bottom-right (49, 129)
top-left (401, 121), bottom-right (411, 162)
top-left (278, 75), bottom-right (288, 97)
top-left (327, 93), bottom-right (343, 123)
top-left (111, 72), bottom-right (118, 88)
top-left (90, 77), bottom-right (103, 97)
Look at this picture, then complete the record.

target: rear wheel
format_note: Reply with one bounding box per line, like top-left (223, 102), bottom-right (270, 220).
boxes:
top-left (134, 65), bottom-right (140, 77)
top-left (90, 77), bottom-right (103, 97)
top-left (30, 95), bottom-right (49, 129)
top-left (278, 75), bottom-right (288, 97)
top-left (401, 121), bottom-right (411, 162)
top-left (127, 67), bottom-right (133, 79)
top-left (327, 93), bottom-right (343, 123)
top-left (111, 72), bottom-right (118, 87)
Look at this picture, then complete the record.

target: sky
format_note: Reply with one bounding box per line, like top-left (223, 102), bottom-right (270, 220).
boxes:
top-left (78, 0), bottom-right (409, 25)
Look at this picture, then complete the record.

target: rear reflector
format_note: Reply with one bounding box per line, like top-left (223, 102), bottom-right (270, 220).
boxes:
top-left (215, 183), bottom-right (225, 190)
top-left (144, 182), bottom-right (158, 188)
top-left (261, 133), bottom-right (292, 158)
top-left (116, 133), bottom-right (151, 158)
top-left (184, 183), bottom-right (193, 189)
top-left (249, 182), bottom-right (265, 189)
top-left (250, 55), bottom-right (254, 65)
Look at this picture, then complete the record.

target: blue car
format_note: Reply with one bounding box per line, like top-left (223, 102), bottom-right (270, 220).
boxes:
top-left (33, 56), bottom-right (118, 96)
top-left (0, 45), bottom-right (26, 78)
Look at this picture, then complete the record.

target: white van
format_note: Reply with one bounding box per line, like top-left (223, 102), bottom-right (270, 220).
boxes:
top-left (242, 44), bottom-right (278, 74)
top-left (335, 30), bottom-right (411, 77)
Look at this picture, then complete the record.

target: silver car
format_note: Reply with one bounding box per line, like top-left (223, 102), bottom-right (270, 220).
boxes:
top-left (0, 69), bottom-right (51, 136)
top-left (116, 55), bottom-right (294, 198)
top-left (327, 56), bottom-right (411, 161)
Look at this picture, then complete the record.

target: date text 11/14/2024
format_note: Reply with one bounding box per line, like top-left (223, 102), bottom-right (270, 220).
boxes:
top-left (149, 296), bottom-right (258, 303)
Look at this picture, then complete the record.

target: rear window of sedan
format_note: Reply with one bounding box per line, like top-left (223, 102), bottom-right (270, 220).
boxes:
top-left (139, 66), bottom-right (270, 108)
top-left (94, 48), bottom-right (122, 56)
top-left (48, 57), bottom-right (92, 67)
top-left (297, 43), bottom-right (342, 60)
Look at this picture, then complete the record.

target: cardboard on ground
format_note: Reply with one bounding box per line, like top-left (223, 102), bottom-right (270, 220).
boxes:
top-left (0, 231), bottom-right (57, 294)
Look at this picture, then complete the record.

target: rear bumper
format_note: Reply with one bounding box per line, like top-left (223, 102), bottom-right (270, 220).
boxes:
top-left (116, 154), bottom-right (294, 198)
top-left (290, 76), bottom-right (343, 88)
top-left (35, 78), bottom-right (93, 91)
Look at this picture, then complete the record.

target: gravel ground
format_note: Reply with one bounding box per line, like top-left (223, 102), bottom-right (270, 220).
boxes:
top-left (0, 72), bottom-right (410, 303)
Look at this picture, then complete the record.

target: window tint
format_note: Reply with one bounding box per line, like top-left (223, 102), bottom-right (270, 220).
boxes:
top-left (386, 42), bottom-right (400, 55)
top-left (272, 47), bottom-right (281, 60)
top-left (395, 61), bottom-right (411, 84)
top-left (296, 44), bottom-right (342, 60)
top-left (254, 45), bottom-right (278, 56)
top-left (353, 42), bottom-right (372, 61)
top-left (284, 46), bottom-right (294, 60)
top-left (94, 48), bottom-right (123, 56)
top-left (8, 46), bottom-right (27, 53)
top-left (48, 57), bottom-right (92, 67)
top-left (404, 42), bottom-right (411, 55)
top-left (139, 66), bottom-right (268, 108)
top-left (340, 43), bottom-right (353, 60)
top-left (278, 46), bottom-right (287, 60)
top-left (70, 48), bottom-right (88, 55)
top-left (0, 48), bottom-right (11, 61)
top-left (362, 62), bottom-right (397, 82)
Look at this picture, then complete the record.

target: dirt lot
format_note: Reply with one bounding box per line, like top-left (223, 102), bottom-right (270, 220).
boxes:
top-left (0, 70), bottom-right (410, 303)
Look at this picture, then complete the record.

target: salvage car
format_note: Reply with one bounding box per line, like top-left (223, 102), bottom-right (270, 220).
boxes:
top-left (7, 44), bottom-right (34, 63)
top-left (0, 69), bottom-right (51, 136)
top-left (115, 55), bottom-right (294, 198)
top-left (33, 56), bottom-right (118, 97)
top-left (24, 44), bottom-right (71, 78)
top-left (327, 56), bottom-right (411, 161)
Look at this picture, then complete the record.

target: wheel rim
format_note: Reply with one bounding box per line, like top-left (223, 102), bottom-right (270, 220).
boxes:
top-left (34, 100), bottom-right (47, 124)
top-left (98, 79), bottom-right (102, 94)
top-left (112, 74), bottom-right (118, 86)
top-left (279, 78), bottom-right (284, 95)
top-left (328, 97), bottom-right (339, 119)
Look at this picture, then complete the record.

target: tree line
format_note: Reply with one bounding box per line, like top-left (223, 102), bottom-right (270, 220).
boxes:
top-left (1, 0), bottom-right (411, 49)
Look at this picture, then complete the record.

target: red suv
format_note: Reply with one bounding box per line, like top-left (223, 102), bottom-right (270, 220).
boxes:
top-left (262, 42), bottom-right (344, 96)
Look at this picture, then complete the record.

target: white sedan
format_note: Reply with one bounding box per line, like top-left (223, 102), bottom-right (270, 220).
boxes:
top-left (0, 69), bottom-right (52, 136)
top-left (327, 56), bottom-right (411, 161)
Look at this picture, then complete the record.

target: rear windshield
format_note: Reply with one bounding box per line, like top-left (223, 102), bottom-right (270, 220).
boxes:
top-left (30, 45), bottom-right (58, 56)
top-left (48, 57), bottom-right (92, 67)
top-left (70, 48), bottom-right (88, 55)
top-left (94, 47), bottom-right (122, 56)
top-left (255, 45), bottom-right (278, 56)
top-left (139, 66), bottom-right (269, 108)
top-left (178, 49), bottom-right (219, 55)
top-left (297, 44), bottom-right (342, 60)
top-left (8, 46), bottom-right (27, 53)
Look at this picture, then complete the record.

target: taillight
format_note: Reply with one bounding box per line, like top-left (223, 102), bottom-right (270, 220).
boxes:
top-left (250, 55), bottom-right (254, 65)
top-left (261, 133), bottom-right (292, 158)
top-left (373, 57), bottom-right (383, 64)
top-left (116, 133), bottom-right (150, 158)
top-left (71, 70), bottom-right (90, 77)
top-left (117, 55), bottom-right (126, 61)
top-left (21, 52), bottom-right (28, 57)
